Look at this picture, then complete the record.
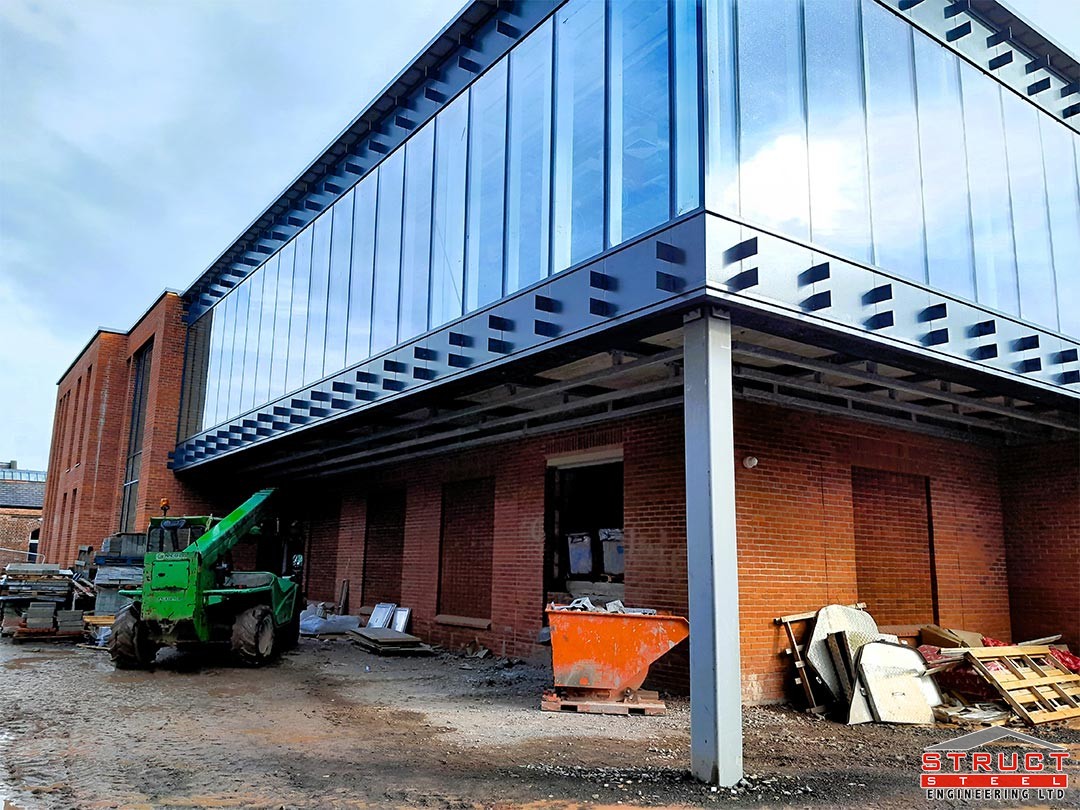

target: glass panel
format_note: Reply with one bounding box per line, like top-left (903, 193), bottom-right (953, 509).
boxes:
top-left (325, 190), bottom-right (354, 375)
top-left (913, 36), bottom-right (975, 300)
top-left (610, 0), bottom-right (671, 245)
top-left (347, 174), bottom-right (378, 365)
top-left (736, 0), bottom-right (810, 240)
top-left (203, 306), bottom-right (224, 430)
top-left (506, 19), bottom-right (553, 294)
top-left (241, 267), bottom-right (263, 412)
top-left (466, 59), bottom-right (508, 311)
top-left (372, 149), bottom-right (406, 354)
top-left (1002, 92), bottom-right (1057, 330)
top-left (305, 213), bottom-right (332, 383)
top-left (227, 281), bottom-right (249, 420)
top-left (862, 0), bottom-right (926, 282)
top-left (254, 254), bottom-right (278, 406)
top-left (286, 227), bottom-right (312, 394)
top-left (552, 0), bottom-right (605, 271)
top-left (400, 123), bottom-right (435, 339)
top-left (270, 242), bottom-right (295, 401)
top-left (804, 0), bottom-right (872, 264)
top-left (673, 0), bottom-right (700, 215)
top-left (1041, 118), bottom-right (1080, 337)
top-left (959, 64), bottom-right (1018, 315)
top-left (430, 95), bottom-right (469, 327)
top-left (704, 0), bottom-right (739, 214)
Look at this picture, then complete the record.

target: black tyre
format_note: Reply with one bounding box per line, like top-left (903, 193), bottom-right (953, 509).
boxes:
top-left (109, 604), bottom-right (157, 669)
top-left (231, 605), bottom-right (276, 665)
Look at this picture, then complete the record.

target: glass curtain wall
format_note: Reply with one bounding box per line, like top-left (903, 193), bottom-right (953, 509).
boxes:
top-left (183, 0), bottom-right (701, 437)
top-left (706, 0), bottom-right (1079, 334)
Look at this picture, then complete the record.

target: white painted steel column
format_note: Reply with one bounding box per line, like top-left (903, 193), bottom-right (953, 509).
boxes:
top-left (682, 306), bottom-right (742, 786)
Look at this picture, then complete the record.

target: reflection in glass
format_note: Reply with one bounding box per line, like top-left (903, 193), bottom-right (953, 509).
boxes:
top-left (959, 64), bottom-right (1018, 315)
top-left (804, 0), bottom-right (871, 264)
top-left (430, 95), bottom-right (469, 328)
top-left (466, 60), bottom-right (508, 311)
top-left (673, 0), bottom-right (700, 215)
top-left (242, 268), bottom-right (264, 412)
top-left (305, 213), bottom-right (332, 383)
top-left (1040, 118), bottom-right (1080, 336)
top-left (255, 254), bottom-right (279, 406)
top-left (506, 19), bottom-right (553, 294)
top-left (372, 149), bottom-right (406, 354)
top-left (286, 227), bottom-right (312, 394)
top-left (610, 0), bottom-right (671, 244)
top-left (325, 190), bottom-right (354, 375)
top-left (553, 0), bottom-right (605, 270)
top-left (227, 280), bottom-right (250, 420)
top-left (203, 307), bottom-right (224, 430)
top-left (401, 125), bottom-right (435, 339)
top-left (914, 36), bottom-right (974, 300)
top-left (1002, 92), bottom-right (1058, 330)
top-left (862, 0), bottom-right (926, 282)
top-left (347, 174), bottom-right (377, 365)
top-left (270, 242), bottom-right (295, 401)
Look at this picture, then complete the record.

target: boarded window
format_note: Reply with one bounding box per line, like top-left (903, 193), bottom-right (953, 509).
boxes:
top-left (438, 478), bottom-right (495, 619)
top-left (852, 466), bottom-right (936, 625)
top-left (362, 488), bottom-right (405, 606)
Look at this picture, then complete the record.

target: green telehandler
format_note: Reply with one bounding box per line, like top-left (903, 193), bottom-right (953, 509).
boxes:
top-left (109, 488), bottom-right (304, 668)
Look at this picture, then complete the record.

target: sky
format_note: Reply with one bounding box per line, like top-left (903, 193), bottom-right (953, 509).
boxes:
top-left (0, 0), bottom-right (1077, 472)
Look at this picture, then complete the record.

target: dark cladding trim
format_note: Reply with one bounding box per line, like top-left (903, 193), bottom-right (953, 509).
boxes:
top-left (970, 0), bottom-right (1079, 84)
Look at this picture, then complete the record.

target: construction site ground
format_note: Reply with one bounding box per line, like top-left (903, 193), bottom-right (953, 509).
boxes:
top-left (1, 638), bottom-right (1078, 810)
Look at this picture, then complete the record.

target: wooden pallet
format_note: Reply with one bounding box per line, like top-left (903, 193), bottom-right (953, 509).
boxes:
top-left (966, 646), bottom-right (1080, 725)
top-left (541, 690), bottom-right (667, 716)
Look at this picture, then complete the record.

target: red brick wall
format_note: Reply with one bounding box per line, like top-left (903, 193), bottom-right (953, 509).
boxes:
top-left (40, 294), bottom-right (225, 567)
top-left (438, 478), bottom-right (495, 619)
top-left (852, 467), bottom-right (934, 625)
top-left (0, 508), bottom-right (42, 564)
top-left (361, 488), bottom-right (406, 606)
top-left (1000, 439), bottom-right (1079, 652)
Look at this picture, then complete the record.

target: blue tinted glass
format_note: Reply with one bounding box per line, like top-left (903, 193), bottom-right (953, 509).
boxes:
top-left (347, 175), bottom-right (377, 365)
top-left (466, 60), bottom-right (508, 311)
top-left (227, 281), bottom-right (249, 419)
top-left (506, 19), bottom-right (553, 294)
top-left (401, 124), bottom-right (435, 340)
top-left (804, 0), bottom-right (871, 264)
top-left (553, 0), bottom-right (605, 270)
top-left (325, 190), bottom-right (354, 375)
top-left (673, 0), bottom-right (700, 215)
top-left (862, 0), bottom-right (926, 282)
top-left (305, 213), bottom-right (332, 383)
top-left (286, 227), bottom-right (312, 394)
top-left (610, 0), bottom-right (671, 244)
top-left (914, 37), bottom-right (975, 300)
top-left (610, 0), bottom-right (670, 244)
top-left (254, 254), bottom-right (278, 406)
top-left (270, 242), bottom-right (295, 400)
top-left (704, 0), bottom-right (739, 214)
top-left (242, 269), bottom-right (264, 412)
top-left (1040, 118), bottom-right (1080, 337)
top-left (959, 64), bottom-right (1018, 315)
top-left (736, 0), bottom-right (809, 240)
top-left (372, 150), bottom-right (405, 353)
top-left (1002, 93), bottom-right (1058, 330)
top-left (217, 293), bottom-right (236, 425)
top-left (430, 95), bottom-right (469, 327)
top-left (203, 307), bottom-right (224, 430)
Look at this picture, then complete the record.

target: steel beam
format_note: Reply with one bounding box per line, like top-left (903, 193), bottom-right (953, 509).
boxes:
top-left (682, 307), bottom-right (742, 786)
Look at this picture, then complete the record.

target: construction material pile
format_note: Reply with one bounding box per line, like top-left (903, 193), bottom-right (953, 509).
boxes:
top-left (776, 603), bottom-right (1080, 728)
top-left (346, 601), bottom-right (433, 656)
top-left (1, 563), bottom-right (94, 641)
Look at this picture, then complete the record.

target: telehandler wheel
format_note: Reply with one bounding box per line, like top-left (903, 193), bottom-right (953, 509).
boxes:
top-left (109, 605), bottom-right (157, 669)
top-left (232, 605), bottom-right (275, 665)
top-left (276, 607), bottom-right (301, 653)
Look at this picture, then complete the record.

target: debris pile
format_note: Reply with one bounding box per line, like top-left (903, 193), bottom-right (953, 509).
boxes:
top-left (0, 563), bottom-right (94, 641)
top-left (776, 603), bottom-right (1080, 728)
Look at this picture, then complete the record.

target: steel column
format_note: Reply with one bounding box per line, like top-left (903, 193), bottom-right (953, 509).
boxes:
top-left (682, 306), bottom-right (742, 786)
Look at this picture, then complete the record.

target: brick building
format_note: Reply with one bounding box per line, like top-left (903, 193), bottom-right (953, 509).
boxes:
top-left (39, 0), bottom-right (1079, 785)
top-left (0, 462), bottom-right (46, 565)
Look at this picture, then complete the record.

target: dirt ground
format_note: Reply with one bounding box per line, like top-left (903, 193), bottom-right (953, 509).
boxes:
top-left (1, 638), bottom-right (1078, 810)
